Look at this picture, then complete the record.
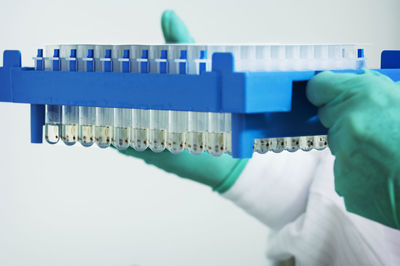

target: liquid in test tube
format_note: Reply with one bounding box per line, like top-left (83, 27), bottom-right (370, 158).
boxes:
top-left (270, 138), bottom-right (285, 153)
top-left (207, 112), bottom-right (225, 156)
top-left (114, 49), bottom-right (132, 150)
top-left (145, 48), bottom-right (167, 153)
top-left (95, 49), bottom-right (114, 148)
top-left (168, 50), bottom-right (188, 154)
top-left (299, 136), bottom-right (314, 151)
top-left (44, 48), bottom-right (62, 144)
top-left (61, 49), bottom-right (79, 146)
top-left (187, 50), bottom-right (208, 155)
top-left (79, 49), bottom-right (96, 147)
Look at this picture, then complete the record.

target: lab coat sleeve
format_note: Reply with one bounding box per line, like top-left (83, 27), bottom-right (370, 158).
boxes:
top-left (222, 150), bottom-right (322, 230)
top-left (222, 149), bottom-right (400, 265)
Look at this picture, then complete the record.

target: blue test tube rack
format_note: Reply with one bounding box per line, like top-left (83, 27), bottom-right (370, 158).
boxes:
top-left (0, 50), bottom-right (400, 158)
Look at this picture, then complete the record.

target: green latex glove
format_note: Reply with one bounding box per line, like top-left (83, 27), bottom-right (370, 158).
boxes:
top-left (117, 10), bottom-right (248, 193)
top-left (307, 69), bottom-right (400, 229)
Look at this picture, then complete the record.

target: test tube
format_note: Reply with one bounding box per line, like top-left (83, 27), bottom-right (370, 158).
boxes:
top-left (42, 49), bottom-right (61, 144)
top-left (148, 48), bottom-right (168, 152)
top-left (130, 47), bottom-right (150, 151)
top-left (186, 50), bottom-right (208, 155)
top-left (299, 136), bottom-right (314, 151)
top-left (95, 49), bottom-right (114, 148)
top-left (79, 48), bottom-right (96, 147)
top-left (314, 135), bottom-right (328, 150)
top-left (207, 112), bottom-right (225, 156)
top-left (113, 49), bottom-right (132, 150)
top-left (285, 137), bottom-right (300, 152)
top-left (224, 113), bottom-right (232, 154)
top-left (167, 49), bottom-right (189, 154)
top-left (270, 138), bottom-right (285, 153)
top-left (61, 48), bottom-right (79, 146)
top-left (254, 139), bottom-right (268, 154)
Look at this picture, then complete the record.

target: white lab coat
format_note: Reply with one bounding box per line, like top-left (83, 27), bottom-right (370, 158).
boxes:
top-left (222, 149), bottom-right (400, 266)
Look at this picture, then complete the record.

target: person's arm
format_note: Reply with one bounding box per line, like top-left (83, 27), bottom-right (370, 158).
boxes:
top-left (117, 10), bottom-right (317, 230)
top-left (307, 70), bottom-right (400, 229)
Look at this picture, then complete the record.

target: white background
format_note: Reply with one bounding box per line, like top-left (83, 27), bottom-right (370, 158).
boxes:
top-left (0, 0), bottom-right (399, 265)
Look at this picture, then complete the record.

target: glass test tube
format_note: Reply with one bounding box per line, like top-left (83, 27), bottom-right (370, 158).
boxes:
top-left (149, 49), bottom-right (168, 152)
top-left (168, 50), bottom-right (189, 154)
top-left (207, 112), bottom-right (225, 156)
top-left (299, 136), bottom-right (314, 151)
top-left (79, 49), bottom-right (96, 147)
top-left (44, 49), bottom-right (62, 144)
top-left (187, 50), bottom-right (208, 155)
top-left (284, 137), bottom-right (300, 152)
top-left (254, 139), bottom-right (269, 154)
top-left (270, 138), bottom-right (285, 153)
top-left (95, 49), bottom-right (114, 148)
top-left (314, 135), bottom-right (328, 150)
top-left (61, 49), bottom-right (79, 146)
top-left (114, 49), bottom-right (132, 150)
top-left (131, 48), bottom-right (150, 151)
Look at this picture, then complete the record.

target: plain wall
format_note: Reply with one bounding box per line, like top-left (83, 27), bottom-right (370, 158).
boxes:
top-left (0, 0), bottom-right (399, 265)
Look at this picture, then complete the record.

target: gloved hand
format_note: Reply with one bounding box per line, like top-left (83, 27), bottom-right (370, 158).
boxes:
top-left (117, 10), bottom-right (248, 193)
top-left (307, 69), bottom-right (400, 229)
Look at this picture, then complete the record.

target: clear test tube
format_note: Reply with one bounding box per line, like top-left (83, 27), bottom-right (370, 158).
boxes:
top-left (113, 49), bottom-right (132, 150)
top-left (207, 112), bottom-right (225, 156)
top-left (139, 46), bottom-right (166, 152)
top-left (167, 49), bottom-right (189, 154)
top-left (314, 135), bottom-right (328, 150)
top-left (299, 136), bottom-right (314, 151)
top-left (61, 48), bottom-right (79, 146)
top-left (270, 138), bottom-right (285, 153)
top-left (284, 136), bottom-right (300, 152)
top-left (131, 46), bottom-right (150, 151)
top-left (132, 108), bottom-right (149, 151)
top-left (79, 48), bottom-right (96, 147)
top-left (254, 139), bottom-right (268, 154)
top-left (186, 49), bottom-right (208, 155)
top-left (42, 49), bottom-right (61, 144)
top-left (224, 113), bottom-right (232, 154)
top-left (95, 49), bottom-right (114, 148)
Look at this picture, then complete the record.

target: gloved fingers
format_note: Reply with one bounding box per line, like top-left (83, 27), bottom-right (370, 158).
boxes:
top-left (161, 10), bottom-right (195, 44)
top-left (317, 88), bottom-right (363, 128)
top-left (306, 71), bottom-right (361, 107)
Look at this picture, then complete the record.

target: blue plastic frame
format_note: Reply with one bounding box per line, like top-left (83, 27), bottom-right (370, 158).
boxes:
top-left (1, 50), bottom-right (400, 158)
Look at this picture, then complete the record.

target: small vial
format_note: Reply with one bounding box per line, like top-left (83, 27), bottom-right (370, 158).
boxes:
top-left (270, 138), bottom-right (285, 153)
top-left (167, 111), bottom-right (187, 154)
top-left (44, 49), bottom-right (62, 144)
top-left (186, 50), bottom-right (209, 155)
top-left (254, 139), bottom-right (268, 154)
top-left (186, 112), bottom-right (208, 155)
top-left (149, 110), bottom-right (167, 153)
top-left (95, 49), bottom-right (114, 148)
top-left (285, 137), bottom-right (300, 152)
top-left (207, 112), bottom-right (225, 156)
top-left (314, 135), bottom-right (328, 150)
top-left (132, 109), bottom-right (149, 151)
top-left (224, 113), bottom-right (232, 154)
top-left (299, 136), bottom-right (314, 151)
top-left (167, 49), bottom-right (189, 154)
top-left (113, 49), bottom-right (132, 150)
top-left (61, 49), bottom-right (79, 146)
top-left (79, 49), bottom-right (96, 147)
top-left (114, 108), bottom-right (132, 150)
